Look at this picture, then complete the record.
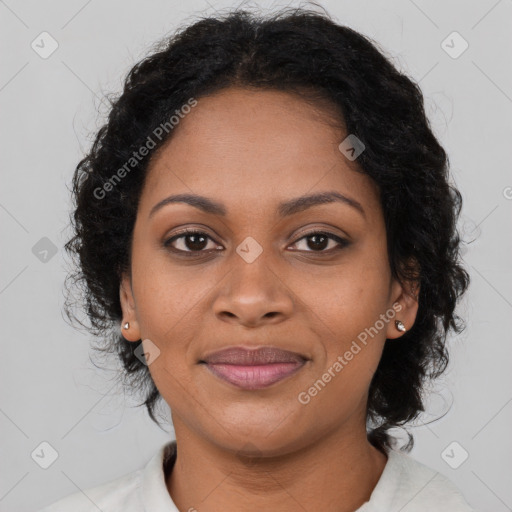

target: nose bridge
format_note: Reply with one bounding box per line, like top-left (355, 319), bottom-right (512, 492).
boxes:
top-left (212, 238), bottom-right (293, 325)
top-left (231, 242), bottom-right (276, 295)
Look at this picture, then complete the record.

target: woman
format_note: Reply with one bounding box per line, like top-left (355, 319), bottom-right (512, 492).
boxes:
top-left (40, 6), bottom-right (475, 511)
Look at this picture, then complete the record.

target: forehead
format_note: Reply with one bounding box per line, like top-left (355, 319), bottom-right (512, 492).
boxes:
top-left (140, 87), bottom-right (380, 219)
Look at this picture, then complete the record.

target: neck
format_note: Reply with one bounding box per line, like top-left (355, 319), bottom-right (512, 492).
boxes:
top-left (166, 420), bottom-right (388, 512)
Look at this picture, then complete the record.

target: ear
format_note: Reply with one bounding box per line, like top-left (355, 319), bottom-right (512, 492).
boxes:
top-left (385, 259), bottom-right (420, 340)
top-left (119, 271), bottom-right (141, 342)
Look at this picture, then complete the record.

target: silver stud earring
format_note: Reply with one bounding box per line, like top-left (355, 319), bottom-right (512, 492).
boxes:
top-left (395, 320), bottom-right (406, 332)
top-left (123, 322), bottom-right (130, 330)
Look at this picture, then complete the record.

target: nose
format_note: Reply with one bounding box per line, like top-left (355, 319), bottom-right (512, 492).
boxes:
top-left (212, 257), bottom-right (294, 328)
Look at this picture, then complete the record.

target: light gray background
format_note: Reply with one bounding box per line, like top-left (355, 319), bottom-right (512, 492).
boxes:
top-left (1, 1), bottom-right (511, 511)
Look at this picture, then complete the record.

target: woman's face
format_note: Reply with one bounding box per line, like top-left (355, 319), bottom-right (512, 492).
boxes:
top-left (120, 86), bottom-right (418, 455)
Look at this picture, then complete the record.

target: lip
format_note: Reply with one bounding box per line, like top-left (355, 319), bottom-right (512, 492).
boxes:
top-left (199, 346), bottom-right (309, 390)
top-left (201, 346), bottom-right (307, 365)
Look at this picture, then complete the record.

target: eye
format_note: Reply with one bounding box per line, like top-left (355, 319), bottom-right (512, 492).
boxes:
top-left (163, 229), bottom-right (350, 256)
top-left (289, 231), bottom-right (350, 253)
top-left (164, 229), bottom-right (221, 254)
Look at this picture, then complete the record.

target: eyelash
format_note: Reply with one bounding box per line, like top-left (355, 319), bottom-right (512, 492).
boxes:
top-left (163, 228), bottom-right (350, 256)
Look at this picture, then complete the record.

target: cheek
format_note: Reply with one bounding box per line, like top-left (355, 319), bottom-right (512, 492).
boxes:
top-left (130, 248), bottom-right (221, 386)
top-left (131, 242), bottom-right (200, 334)
top-left (305, 253), bottom-right (391, 380)
top-left (305, 281), bottom-right (388, 412)
top-left (307, 260), bottom-right (391, 337)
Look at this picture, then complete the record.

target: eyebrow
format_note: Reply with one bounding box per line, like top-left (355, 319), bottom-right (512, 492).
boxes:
top-left (149, 191), bottom-right (365, 219)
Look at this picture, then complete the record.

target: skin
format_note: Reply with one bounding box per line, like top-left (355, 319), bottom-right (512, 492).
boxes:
top-left (120, 86), bottom-right (419, 512)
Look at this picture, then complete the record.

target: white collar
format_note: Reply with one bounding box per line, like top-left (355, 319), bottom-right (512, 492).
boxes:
top-left (141, 440), bottom-right (179, 511)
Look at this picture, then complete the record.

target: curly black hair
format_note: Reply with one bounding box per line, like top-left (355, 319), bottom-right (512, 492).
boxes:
top-left (64, 5), bottom-right (470, 452)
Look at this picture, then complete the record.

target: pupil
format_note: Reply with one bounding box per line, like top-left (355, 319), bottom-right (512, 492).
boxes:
top-left (308, 234), bottom-right (328, 251)
top-left (186, 234), bottom-right (207, 250)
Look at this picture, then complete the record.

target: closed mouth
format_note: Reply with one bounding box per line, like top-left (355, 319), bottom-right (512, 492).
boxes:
top-left (199, 346), bottom-right (309, 389)
top-left (200, 346), bottom-right (308, 365)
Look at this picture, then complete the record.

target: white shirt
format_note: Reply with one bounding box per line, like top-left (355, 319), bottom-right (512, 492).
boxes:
top-left (38, 440), bottom-right (476, 511)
